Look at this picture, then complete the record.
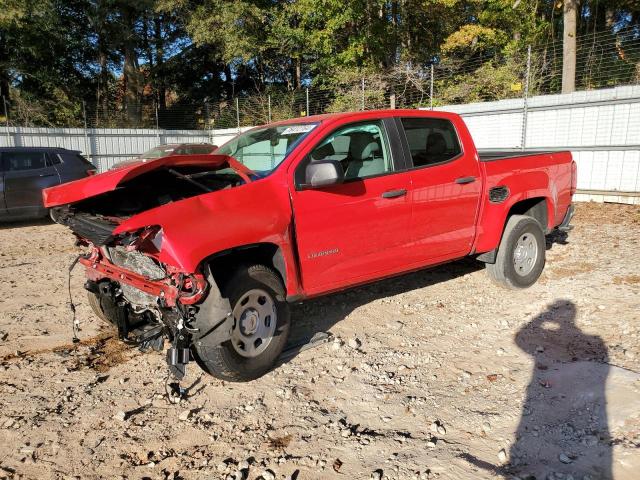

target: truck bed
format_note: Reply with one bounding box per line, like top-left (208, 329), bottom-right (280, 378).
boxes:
top-left (478, 150), bottom-right (559, 162)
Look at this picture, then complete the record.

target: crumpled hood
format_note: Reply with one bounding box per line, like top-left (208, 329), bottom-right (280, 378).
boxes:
top-left (43, 154), bottom-right (244, 208)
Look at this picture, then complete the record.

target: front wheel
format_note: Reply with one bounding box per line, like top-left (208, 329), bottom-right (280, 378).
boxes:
top-left (486, 215), bottom-right (546, 289)
top-left (87, 290), bottom-right (110, 323)
top-left (193, 265), bottom-right (290, 382)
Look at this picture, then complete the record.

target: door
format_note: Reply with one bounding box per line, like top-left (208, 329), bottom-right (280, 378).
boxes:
top-left (291, 119), bottom-right (412, 294)
top-left (398, 117), bottom-right (482, 262)
top-left (2, 151), bottom-right (61, 217)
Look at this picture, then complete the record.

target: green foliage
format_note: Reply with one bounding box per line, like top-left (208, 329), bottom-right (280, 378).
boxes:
top-left (0, 0), bottom-right (638, 126)
top-left (437, 58), bottom-right (527, 104)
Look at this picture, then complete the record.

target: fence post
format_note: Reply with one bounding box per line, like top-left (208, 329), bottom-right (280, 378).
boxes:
top-left (268, 95), bottom-right (272, 123)
top-left (306, 87), bottom-right (310, 116)
top-left (430, 64), bottom-right (434, 110)
top-left (2, 96), bottom-right (10, 145)
top-left (521, 45), bottom-right (532, 150)
top-left (361, 78), bottom-right (365, 111)
top-left (82, 101), bottom-right (91, 159)
top-left (236, 97), bottom-right (240, 132)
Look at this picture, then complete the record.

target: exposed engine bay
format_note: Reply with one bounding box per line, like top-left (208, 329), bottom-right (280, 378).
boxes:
top-left (65, 166), bottom-right (243, 218)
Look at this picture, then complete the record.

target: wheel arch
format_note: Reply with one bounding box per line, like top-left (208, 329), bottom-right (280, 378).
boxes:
top-left (507, 197), bottom-right (550, 232)
top-left (476, 196), bottom-right (551, 263)
top-left (201, 242), bottom-right (290, 293)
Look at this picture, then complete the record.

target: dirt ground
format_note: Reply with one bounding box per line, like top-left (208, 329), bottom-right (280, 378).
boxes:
top-left (0, 203), bottom-right (639, 480)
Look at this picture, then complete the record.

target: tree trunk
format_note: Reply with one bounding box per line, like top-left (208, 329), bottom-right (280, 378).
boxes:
top-left (0, 33), bottom-right (10, 103)
top-left (224, 64), bottom-right (234, 99)
top-left (562, 0), bottom-right (577, 94)
top-left (295, 57), bottom-right (302, 89)
top-left (154, 16), bottom-right (166, 110)
top-left (121, 6), bottom-right (141, 125)
top-left (97, 48), bottom-right (108, 125)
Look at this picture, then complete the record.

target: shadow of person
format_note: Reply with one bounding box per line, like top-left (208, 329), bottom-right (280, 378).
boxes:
top-left (510, 300), bottom-right (611, 480)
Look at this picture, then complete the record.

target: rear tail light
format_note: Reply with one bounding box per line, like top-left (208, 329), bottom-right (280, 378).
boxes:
top-left (570, 161), bottom-right (577, 196)
top-left (87, 169), bottom-right (97, 176)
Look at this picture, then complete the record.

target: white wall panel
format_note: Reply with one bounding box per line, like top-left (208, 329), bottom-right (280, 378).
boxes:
top-left (435, 86), bottom-right (640, 198)
top-left (1, 86), bottom-right (639, 199)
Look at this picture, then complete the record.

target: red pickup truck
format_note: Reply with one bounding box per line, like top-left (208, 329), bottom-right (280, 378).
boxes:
top-left (44, 110), bottom-right (576, 382)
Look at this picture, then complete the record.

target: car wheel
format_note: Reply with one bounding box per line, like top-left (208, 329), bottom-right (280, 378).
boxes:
top-left (486, 215), bottom-right (546, 289)
top-left (192, 265), bottom-right (290, 382)
top-left (87, 291), bottom-right (110, 323)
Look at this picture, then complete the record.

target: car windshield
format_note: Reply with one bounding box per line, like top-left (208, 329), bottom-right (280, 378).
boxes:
top-left (138, 145), bottom-right (177, 160)
top-left (217, 123), bottom-right (318, 176)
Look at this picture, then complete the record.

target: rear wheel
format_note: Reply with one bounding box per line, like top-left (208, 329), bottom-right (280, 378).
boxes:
top-left (193, 265), bottom-right (290, 382)
top-left (486, 215), bottom-right (546, 289)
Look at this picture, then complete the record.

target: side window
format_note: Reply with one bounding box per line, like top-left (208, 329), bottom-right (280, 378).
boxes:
top-left (401, 118), bottom-right (461, 168)
top-left (3, 152), bottom-right (48, 171)
top-left (48, 153), bottom-right (61, 165)
top-left (306, 121), bottom-right (392, 181)
top-left (58, 152), bottom-right (93, 166)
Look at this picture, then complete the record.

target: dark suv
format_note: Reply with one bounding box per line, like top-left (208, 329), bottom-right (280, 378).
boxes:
top-left (0, 147), bottom-right (96, 221)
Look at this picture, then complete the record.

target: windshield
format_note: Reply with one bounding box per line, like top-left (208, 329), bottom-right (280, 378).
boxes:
top-left (217, 123), bottom-right (318, 176)
top-left (138, 145), bottom-right (177, 160)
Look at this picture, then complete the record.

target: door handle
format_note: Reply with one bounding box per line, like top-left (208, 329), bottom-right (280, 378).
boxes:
top-left (381, 189), bottom-right (407, 199)
top-left (455, 176), bottom-right (476, 184)
top-left (39, 174), bottom-right (55, 178)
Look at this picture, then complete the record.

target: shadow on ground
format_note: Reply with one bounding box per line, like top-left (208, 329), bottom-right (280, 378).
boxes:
top-left (281, 228), bottom-right (571, 363)
top-left (281, 257), bottom-right (482, 362)
top-left (462, 300), bottom-right (612, 480)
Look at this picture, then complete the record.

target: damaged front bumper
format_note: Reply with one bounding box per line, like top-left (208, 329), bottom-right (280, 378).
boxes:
top-left (80, 247), bottom-right (232, 381)
top-left (80, 249), bottom-right (207, 308)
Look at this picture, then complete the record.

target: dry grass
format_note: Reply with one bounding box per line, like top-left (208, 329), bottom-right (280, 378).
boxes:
top-left (574, 202), bottom-right (640, 226)
top-left (613, 275), bottom-right (640, 285)
top-left (548, 261), bottom-right (596, 279)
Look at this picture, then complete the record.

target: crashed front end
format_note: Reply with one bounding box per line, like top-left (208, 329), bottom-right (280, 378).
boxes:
top-left (80, 243), bottom-right (209, 379)
top-left (44, 155), bottom-right (244, 379)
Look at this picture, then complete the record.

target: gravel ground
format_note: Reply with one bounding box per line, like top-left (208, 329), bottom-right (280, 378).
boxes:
top-left (0, 202), bottom-right (639, 480)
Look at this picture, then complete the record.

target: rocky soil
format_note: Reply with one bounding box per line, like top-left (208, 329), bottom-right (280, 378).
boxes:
top-left (0, 202), bottom-right (639, 480)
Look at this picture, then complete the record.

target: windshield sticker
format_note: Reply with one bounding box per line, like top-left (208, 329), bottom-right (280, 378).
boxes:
top-left (282, 125), bottom-right (315, 135)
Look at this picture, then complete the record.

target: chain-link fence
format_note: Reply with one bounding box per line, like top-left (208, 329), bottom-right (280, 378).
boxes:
top-left (2, 29), bottom-right (639, 130)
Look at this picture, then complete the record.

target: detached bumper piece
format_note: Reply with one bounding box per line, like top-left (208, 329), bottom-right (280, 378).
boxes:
top-left (558, 204), bottom-right (575, 232)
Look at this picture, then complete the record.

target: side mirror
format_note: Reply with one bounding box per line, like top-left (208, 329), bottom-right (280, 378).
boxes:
top-left (304, 160), bottom-right (344, 188)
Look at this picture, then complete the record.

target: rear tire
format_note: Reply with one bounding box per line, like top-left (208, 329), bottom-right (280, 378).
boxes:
top-left (486, 215), bottom-right (546, 289)
top-left (193, 265), bottom-right (290, 382)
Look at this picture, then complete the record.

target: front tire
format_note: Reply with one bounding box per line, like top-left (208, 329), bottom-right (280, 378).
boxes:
top-left (87, 291), bottom-right (110, 323)
top-left (193, 265), bottom-right (290, 382)
top-left (486, 215), bottom-right (546, 289)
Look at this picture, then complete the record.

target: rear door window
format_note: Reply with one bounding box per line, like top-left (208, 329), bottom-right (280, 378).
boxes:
top-left (400, 118), bottom-right (462, 168)
top-left (58, 152), bottom-right (94, 166)
top-left (3, 152), bottom-right (48, 171)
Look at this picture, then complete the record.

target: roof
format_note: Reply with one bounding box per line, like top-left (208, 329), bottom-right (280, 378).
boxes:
top-left (260, 109), bottom-right (453, 127)
top-left (0, 146), bottom-right (80, 152)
